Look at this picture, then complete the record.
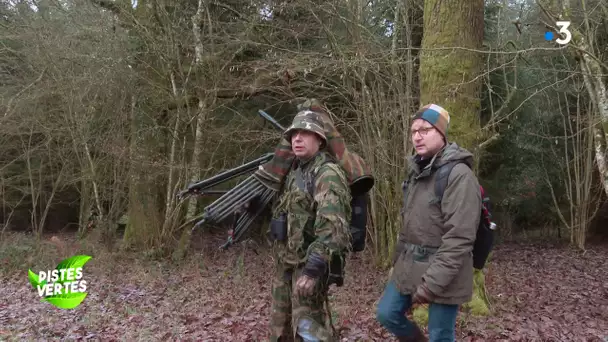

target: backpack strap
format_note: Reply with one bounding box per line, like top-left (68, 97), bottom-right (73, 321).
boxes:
top-left (295, 159), bottom-right (333, 198)
top-left (401, 169), bottom-right (416, 207)
top-left (295, 167), bottom-right (311, 195)
top-left (434, 161), bottom-right (466, 203)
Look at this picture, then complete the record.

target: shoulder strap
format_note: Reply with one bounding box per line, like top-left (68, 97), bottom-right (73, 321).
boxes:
top-left (434, 161), bottom-right (466, 201)
top-left (295, 159), bottom-right (333, 198)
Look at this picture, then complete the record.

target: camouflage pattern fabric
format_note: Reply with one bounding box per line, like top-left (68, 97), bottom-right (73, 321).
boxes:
top-left (283, 110), bottom-right (327, 143)
top-left (253, 99), bottom-right (374, 196)
top-left (272, 151), bottom-right (352, 265)
top-left (269, 151), bottom-right (352, 341)
top-left (270, 264), bottom-right (332, 342)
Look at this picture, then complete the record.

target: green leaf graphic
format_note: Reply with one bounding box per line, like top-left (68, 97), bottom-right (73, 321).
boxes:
top-left (28, 269), bottom-right (40, 287)
top-left (28, 255), bottom-right (92, 310)
top-left (28, 269), bottom-right (47, 288)
top-left (43, 292), bottom-right (87, 310)
top-left (54, 255), bottom-right (92, 285)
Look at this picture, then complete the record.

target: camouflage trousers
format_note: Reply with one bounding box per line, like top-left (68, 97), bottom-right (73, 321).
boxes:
top-left (269, 262), bottom-right (335, 342)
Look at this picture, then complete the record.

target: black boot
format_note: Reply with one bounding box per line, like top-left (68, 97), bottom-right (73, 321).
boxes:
top-left (396, 324), bottom-right (427, 342)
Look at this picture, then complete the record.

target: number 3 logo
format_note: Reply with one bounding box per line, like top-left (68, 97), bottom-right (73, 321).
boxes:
top-left (555, 21), bottom-right (572, 45)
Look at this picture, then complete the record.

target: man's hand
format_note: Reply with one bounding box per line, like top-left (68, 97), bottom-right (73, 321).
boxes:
top-left (295, 275), bottom-right (317, 297)
top-left (412, 282), bottom-right (434, 304)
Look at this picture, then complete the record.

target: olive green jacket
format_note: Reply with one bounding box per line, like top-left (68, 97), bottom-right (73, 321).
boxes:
top-left (391, 143), bottom-right (481, 305)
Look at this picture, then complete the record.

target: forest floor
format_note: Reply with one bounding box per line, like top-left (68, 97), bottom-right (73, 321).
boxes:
top-left (0, 231), bottom-right (607, 341)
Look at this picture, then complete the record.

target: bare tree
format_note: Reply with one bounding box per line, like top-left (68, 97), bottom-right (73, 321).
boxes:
top-left (537, 0), bottom-right (608, 196)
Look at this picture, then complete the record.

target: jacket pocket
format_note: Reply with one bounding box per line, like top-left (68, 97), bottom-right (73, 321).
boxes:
top-left (410, 259), bottom-right (430, 288)
top-left (287, 212), bottom-right (308, 251)
top-left (411, 249), bottom-right (437, 287)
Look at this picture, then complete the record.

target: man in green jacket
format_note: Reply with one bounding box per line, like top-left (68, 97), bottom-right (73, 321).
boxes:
top-left (376, 104), bottom-right (482, 342)
top-left (269, 110), bottom-right (352, 342)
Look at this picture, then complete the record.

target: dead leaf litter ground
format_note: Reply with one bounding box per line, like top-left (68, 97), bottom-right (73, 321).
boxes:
top-left (1, 233), bottom-right (607, 341)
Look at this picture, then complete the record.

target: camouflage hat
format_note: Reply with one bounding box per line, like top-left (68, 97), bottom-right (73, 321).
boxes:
top-left (283, 110), bottom-right (327, 143)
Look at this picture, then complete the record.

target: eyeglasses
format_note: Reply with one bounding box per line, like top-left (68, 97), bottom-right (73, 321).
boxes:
top-left (411, 127), bottom-right (435, 137)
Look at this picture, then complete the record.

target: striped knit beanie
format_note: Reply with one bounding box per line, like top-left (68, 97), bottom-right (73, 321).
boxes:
top-left (412, 104), bottom-right (450, 138)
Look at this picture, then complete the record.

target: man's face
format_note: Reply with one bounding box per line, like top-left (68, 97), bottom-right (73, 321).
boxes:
top-left (410, 119), bottom-right (445, 158)
top-left (291, 129), bottom-right (322, 159)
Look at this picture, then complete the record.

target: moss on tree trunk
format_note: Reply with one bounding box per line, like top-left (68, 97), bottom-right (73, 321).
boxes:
top-left (414, 0), bottom-right (488, 324)
top-left (418, 0), bottom-right (485, 150)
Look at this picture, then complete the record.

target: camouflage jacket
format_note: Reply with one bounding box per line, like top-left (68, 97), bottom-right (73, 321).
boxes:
top-left (272, 151), bottom-right (352, 266)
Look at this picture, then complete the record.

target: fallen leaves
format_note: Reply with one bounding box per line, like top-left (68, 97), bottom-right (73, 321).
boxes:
top-left (1, 233), bottom-right (607, 341)
top-left (460, 242), bottom-right (608, 341)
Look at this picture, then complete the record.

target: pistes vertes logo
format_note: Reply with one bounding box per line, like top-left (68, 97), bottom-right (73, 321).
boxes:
top-left (27, 255), bottom-right (92, 309)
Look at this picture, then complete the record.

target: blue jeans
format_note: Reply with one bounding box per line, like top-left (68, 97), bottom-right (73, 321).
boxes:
top-left (376, 281), bottom-right (459, 342)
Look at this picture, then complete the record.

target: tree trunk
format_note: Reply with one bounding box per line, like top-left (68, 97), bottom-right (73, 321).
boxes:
top-left (185, 0), bottom-right (209, 221)
top-left (123, 94), bottom-right (163, 249)
top-left (84, 141), bottom-right (104, 224)
top-left (414, 0), bottom-right (487, 323)
top-left (185, 103), bottom-right (205, 220)
top-left (418, 0), bottom-right (485, 149)
top-left (174, 0), bottom-right (210, 260)
top-left (78, 179), bottom-right (91, 235)
top-left (579, 45), bottom-right (608, 196)
top-left (161, 71), bottom-right (183, 240)
top-left (594, 125), bottom-right (608, 195)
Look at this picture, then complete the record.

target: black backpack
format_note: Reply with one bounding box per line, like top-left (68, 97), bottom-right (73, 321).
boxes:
top-left (294, 162), bottom-right (368, 254)
top-left (433, 161), bottom-right (496, 270)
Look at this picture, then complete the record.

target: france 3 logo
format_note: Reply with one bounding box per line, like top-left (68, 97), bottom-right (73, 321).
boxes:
top-left (544, 21), bottom-right (572, 45)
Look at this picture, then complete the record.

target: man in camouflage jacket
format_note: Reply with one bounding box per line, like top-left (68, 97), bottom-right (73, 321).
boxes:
top-left (269, 110), bottom-right (352, 342)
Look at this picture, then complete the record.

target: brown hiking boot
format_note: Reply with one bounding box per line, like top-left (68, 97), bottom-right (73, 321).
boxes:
top-left (396, 324), bottom-right (427, 342)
